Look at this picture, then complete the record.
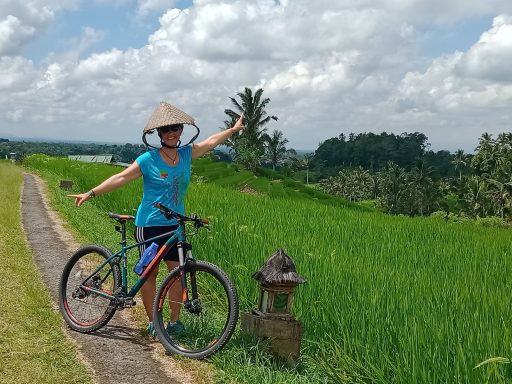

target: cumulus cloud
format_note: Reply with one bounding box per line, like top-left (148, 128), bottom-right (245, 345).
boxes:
top-left (0, 16), bottom-right (36, 56)
top-left (396, 14), bottom-right (512, 111)
top-left (0, 56), bottom-right (38, 91)
top-left (459, 14), bottom-right (512, 82)
top-left (393, 14), bottom-right (512, 149)
top-left (0, 1), bottom-right (80, 56)
top-left (0, 0), bottom-right (511, 151)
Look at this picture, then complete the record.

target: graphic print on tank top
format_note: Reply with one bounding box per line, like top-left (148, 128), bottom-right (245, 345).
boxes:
top-left (160, 170), bottom-right (188, 207)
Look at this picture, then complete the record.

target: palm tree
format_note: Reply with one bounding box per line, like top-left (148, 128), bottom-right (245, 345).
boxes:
top-left (451, 149), bottom-right (467, 181)
top-left (463, 176), bottom-right (489, 217)
top-left (299, 153), bottom-right (314, 185)
top-left (265, 129), bottom-right (289, 170)
top-left (486, 178), bottom-right (512, 218)
top-left (377, 161), bottom-right (406, 214)
top-left (472, 133), bottom-right (498, 175)
top-left (224, 87), bottom-right (278, 151)
top-left (407, 158), bottom-right (435, 215)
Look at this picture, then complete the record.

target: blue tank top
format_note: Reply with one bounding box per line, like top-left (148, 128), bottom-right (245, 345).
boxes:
top-left (135, 146), bottom-right (192, 226)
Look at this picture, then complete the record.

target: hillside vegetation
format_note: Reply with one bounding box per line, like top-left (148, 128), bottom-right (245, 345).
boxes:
top-left (25, 154), bottom-right (512, 383)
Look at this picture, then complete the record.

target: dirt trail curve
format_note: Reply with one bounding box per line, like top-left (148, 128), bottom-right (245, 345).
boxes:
top-left (21, 173), bottom-right (197, 384)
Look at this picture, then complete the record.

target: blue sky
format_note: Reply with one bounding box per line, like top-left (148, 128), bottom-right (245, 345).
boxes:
top-left (2, 1), bottom-right (512, 152)
top-left (22, 2), bottom-right (181, 62)
top-left (420, 17), bottom-right (493, 57)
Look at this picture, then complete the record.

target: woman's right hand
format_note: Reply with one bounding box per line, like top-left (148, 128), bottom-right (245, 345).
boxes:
top-left (67, 192), bottom-right (92, 207)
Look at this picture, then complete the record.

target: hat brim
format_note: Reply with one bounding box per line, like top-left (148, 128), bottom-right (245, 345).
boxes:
top-left (143, 102), bottom-right (196, 133)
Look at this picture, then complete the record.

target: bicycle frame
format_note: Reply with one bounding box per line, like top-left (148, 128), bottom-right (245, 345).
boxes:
top-left (79, 221), bottom-right (190, 303)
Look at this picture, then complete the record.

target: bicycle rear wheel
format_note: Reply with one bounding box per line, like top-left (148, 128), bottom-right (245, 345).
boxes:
top-left (153, 260), bottom-right (239, 359)
top-left (59, 244), bottom-right (121, 333)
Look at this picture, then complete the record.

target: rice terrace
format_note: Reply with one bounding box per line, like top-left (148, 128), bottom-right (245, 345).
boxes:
top-left (1, 150), bottom-right (510, 383)
top-left (3, 1), bottom-right (512, 383)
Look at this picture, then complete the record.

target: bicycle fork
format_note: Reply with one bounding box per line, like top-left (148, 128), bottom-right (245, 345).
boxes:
top-left (177, 243), bottom-right (202, 315)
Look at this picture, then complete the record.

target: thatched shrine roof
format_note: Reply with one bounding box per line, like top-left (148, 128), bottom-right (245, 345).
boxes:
top-left (252, 249), bottom-right (306, 285)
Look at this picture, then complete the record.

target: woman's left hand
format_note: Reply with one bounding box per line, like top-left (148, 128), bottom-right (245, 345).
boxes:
top-left (232, 113), bottom-right (245, 132)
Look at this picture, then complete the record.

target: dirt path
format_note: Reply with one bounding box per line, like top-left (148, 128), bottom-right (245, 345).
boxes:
top-left (21, 173), bottom-right (199, 384)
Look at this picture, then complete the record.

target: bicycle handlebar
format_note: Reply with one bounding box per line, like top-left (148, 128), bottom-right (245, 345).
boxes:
top-left (153, 202), bottom-right (209, 226)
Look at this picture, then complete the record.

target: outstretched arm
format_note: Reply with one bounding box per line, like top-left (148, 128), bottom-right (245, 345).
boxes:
top-left (192, 113), bottom-right (244, 160)
top-left (68, 161), bottom-right (142, 207)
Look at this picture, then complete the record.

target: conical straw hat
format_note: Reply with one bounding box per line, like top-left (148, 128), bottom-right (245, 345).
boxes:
top-left (143, 102), bottom-right (196, 133)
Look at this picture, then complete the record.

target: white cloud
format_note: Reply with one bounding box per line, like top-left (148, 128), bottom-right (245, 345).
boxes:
top-left (137, 0), bottom-right (177, 17)
top-left (0, 56), bottom-right (38, 91)
top-left (0, 1), bottom-right (80, 56)
top-left (0, 0), bottom-right (512, 152)
top-left (392, 14), bottom-right (512, 149)
top-left (396, 14), bottom-right (512, 112)
top-left (0, 15), bottom-right (36, 56)
top-left (459, 14), bottom-right (512, 81)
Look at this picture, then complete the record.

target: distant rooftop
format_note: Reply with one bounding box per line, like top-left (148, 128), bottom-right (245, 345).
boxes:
top-left (68, 155), bottom-right (114, 163)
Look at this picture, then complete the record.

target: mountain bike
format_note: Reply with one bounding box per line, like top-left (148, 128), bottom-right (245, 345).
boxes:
top-left (58, 202), bottom-right (239, 359)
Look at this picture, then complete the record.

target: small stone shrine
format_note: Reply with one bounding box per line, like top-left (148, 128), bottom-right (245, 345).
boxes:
top-left (59, 179), bottom-right (73, 189)
top-left (241, 248), bottom-right (306, 366)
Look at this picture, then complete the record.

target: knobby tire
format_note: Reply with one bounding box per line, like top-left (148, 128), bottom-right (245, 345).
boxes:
top-left (59, 244), bottom-right (121, 333)
top-left (153, 260), bottom-right (239, 359)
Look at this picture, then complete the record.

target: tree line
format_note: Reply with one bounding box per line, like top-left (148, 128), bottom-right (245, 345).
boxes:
top-left (319, 133), bottom-right (512, 224)
top-left (0, 141), bottom-right (147, 164)
top-left (4, 87), bottom-right (510, 223)
top-left (313, 132), bottom-right (458, 179)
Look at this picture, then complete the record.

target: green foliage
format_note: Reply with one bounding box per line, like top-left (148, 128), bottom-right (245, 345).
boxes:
top-left (319, 166), bottom-right (376, 202)
top-left (318, 132), bottom-right (512, 222)
top-left (0, 140), bottom-right (146, 163)
top-left (475, 216), bottom-right (510, 228)
top-left (232, 137), bottom-right (263, 172)
top-left (192, 157), bottom-right (360, 210)
top-left (314, 132), bottom-right (430, 176)
top-left (223, 87), bottom-right (280, 171)
top-left (264, 129), bottom-right (295, 171)
top-left (24, 154), bottom-right (512, 383)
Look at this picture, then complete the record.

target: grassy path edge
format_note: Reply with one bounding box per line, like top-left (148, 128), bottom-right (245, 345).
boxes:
top-left (0, 163), bottom-right (94, 384)
top-left (21, 173), bottom-right (101, 382)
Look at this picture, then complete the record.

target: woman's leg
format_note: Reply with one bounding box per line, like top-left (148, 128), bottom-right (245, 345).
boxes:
top-left (165, 260), bottom-right (181, 322)
top-left (140, 265), bottom-right (159, 322)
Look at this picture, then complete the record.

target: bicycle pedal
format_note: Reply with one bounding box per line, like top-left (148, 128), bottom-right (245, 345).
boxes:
top-left (122, 298), bottom-right (136, 308)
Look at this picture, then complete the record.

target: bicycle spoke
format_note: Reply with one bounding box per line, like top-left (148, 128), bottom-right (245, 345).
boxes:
top-left (60, 246), bottom-right (119, 331)
top-left (154, 262), bottom-right (238, 358)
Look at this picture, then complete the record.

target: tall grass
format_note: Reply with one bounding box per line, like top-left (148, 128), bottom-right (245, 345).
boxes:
top-left (0, 160), bottom-right (92, 384)
top-left (25, 154), bottom-right (512, 383)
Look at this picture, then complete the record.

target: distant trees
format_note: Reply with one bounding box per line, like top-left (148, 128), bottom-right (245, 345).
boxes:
top-left (314, 132), bottom-right (429, 174)
top-left (320, 167), bottom-right (375, 202)
top-left (318, 132), bottom-right (512, 222)
top-left (0, 141), bottom-right (145, 163)
top-left (320, 161), bottom-right (439, 216)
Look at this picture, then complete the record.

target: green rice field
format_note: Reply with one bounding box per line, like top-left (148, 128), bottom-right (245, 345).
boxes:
top-left (24, 154), bottom-right (512, 383)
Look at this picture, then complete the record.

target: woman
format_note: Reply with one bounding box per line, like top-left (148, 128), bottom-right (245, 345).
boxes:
top-left (69, 102), bottom-right (244, 336)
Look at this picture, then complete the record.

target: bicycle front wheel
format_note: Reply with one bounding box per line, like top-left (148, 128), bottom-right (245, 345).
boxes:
top-left (153, 261), bottom-right (239, 359)
top-left (59, 244), bottom-right (121, 333)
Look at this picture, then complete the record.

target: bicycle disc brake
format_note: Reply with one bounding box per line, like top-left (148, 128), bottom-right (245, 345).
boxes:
top-left (184, 298), bottom-right (202, 315)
